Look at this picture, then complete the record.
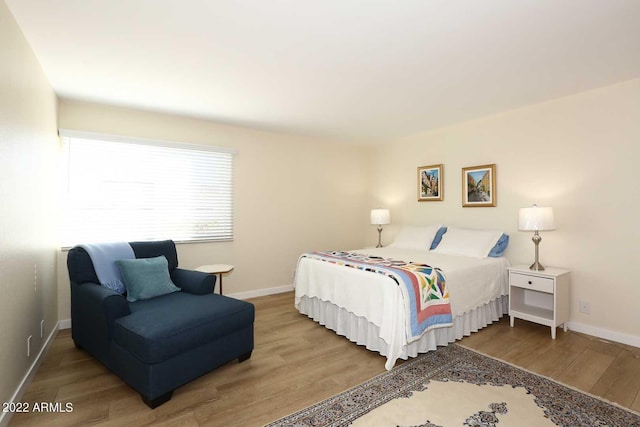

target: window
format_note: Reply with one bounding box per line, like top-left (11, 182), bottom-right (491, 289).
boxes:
top-left (59, 130), bottom-right (234, 248)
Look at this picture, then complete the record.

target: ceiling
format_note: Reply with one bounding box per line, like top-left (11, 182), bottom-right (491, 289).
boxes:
top-left (6, 0), bottom-right (640, 144)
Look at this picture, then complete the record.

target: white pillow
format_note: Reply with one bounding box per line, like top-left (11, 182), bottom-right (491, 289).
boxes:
top-left (430, 227), bottom-right (503, 259)
top-left (388, 225), bottom-right (443, 250)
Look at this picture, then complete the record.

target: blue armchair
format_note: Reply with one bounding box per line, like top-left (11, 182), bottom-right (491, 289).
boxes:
top-left (67, 240), bottom-right (254, 408)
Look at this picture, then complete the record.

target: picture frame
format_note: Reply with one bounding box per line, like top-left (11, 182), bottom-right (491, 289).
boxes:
top-left (462, 164), bottom-right (496, 207)
top-left (417, 164), bottom-right (443, 202)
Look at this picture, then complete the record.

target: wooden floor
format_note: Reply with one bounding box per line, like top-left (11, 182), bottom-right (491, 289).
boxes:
top-left (9, 291), bottom-right (640, 426)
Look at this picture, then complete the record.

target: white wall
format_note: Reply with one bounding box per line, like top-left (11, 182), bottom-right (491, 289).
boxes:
top-left (367, 79), bottom-right (640, 344)
top-left (0, 1), bottom-right (59, 421)
top-left (56, 100), bottom-right (370, 320)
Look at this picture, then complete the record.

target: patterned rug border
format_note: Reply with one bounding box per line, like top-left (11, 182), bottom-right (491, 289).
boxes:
top-left (457, 343), bottom-right (640, 419)
top-left (265, 343), bottom-right (640, 427)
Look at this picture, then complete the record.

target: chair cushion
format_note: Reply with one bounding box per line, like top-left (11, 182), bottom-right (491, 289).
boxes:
top-left (116, 256), bottom-right (181, 302)
top-left (113, 292), bottom-right (255, 364)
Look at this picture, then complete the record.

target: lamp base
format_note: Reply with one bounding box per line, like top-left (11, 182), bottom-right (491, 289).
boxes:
top-left (529, 231), bottom-right (544, 270)
top-left (529, 261), bottom-right (545, 271)
top-left (376, 226), bottom-right (383, 248)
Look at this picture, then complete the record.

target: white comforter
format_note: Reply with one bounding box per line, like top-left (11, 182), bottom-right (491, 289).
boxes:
top-left (294, 248), bottom-right (509, 367)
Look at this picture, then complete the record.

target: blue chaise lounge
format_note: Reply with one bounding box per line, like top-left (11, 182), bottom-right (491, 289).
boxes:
top-left (66, 240), bottom-right (255, 408)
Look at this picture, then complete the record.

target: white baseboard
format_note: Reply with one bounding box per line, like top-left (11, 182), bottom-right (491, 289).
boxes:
top-left (58, 319), bottom-right (71, 330)
top-left (0, 324), bottom-right (59, 427)
top-left (567, 320), bottom-right (640, 348)
top-left (56, 285), bottom-right (295, 330)
top-left (228, 284), bottom-right (294, 300)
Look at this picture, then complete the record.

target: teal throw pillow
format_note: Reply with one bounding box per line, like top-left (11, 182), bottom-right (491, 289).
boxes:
top-left (116, 255), bottom-right (180, 302)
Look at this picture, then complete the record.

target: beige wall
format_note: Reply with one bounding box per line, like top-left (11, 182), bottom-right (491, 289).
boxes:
top-left (0, 0), bottom-right (59, 415)
top-left (367, 79), bottom-right (640, 343)
top-left (56, 100), bottom-right (370, 320)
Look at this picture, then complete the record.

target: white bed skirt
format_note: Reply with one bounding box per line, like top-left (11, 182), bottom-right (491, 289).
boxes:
top-left (297, 294), bottom-right (509, 370)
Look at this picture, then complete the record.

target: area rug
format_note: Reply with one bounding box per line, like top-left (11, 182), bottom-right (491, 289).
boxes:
top-left (266, 344), bottom-right (640, 427)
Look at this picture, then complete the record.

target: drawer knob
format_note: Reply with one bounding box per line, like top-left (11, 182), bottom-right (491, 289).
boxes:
top-left (528, 281), bottom-right (532, 285)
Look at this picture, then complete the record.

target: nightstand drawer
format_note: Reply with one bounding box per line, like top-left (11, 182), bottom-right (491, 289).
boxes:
top-left (510, 272), bottom-right (554, 293)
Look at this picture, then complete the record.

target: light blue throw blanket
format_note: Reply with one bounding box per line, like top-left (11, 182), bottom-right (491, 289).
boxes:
top-left (79, 242), bottom-right (135, 294)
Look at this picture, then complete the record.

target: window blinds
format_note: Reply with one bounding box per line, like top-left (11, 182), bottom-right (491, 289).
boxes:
top-left (59, 130), bottom-right (234, 248)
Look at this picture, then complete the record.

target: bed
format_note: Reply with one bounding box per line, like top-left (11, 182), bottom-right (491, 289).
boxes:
top-left (293, 226), bottom-right (510, 370)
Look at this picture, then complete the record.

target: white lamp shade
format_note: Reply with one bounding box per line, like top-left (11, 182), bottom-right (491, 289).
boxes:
top-left (518, 206), bottom-right (555, 231)
top-left (370, 209), bottom-right (390, 225)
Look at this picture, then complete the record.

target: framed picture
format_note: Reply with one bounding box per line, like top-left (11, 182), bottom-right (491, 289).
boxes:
top-left (417, 164), bottom-right (443, 201)
top-left (462, 164), bottom-right (496, 207)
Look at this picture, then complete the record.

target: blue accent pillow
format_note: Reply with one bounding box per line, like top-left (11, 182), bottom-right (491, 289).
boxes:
top-left (488, 233), bottom-right (509, 257)
top-left (430, 228), bottom-right (508, 257)
top-left (116, 256), bottom-right (181, 302)
top-left (430, 226), bottom-right (448, 250)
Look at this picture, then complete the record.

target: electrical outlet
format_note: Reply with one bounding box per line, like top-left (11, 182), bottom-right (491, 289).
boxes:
top-left (27, 335), bottom-right (32, 357)
top-left (579, 301), bottom-right (591, 314)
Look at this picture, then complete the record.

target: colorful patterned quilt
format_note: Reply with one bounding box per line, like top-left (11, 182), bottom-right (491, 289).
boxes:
top-left (300, 251), bottom-right (453, 342)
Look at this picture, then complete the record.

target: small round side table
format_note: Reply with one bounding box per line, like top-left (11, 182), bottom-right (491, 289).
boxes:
top-left (195, 264), bottom-right (234, 295)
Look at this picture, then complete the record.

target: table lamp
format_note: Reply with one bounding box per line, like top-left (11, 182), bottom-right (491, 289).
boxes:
top-left (370, 209), bottom-right (390, 248)
top-left (518, 204), bottom-right (555, 271)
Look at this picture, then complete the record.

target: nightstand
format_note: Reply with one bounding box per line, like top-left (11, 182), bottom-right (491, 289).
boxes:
top-left (508, 265), bottom-right (570, 339)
